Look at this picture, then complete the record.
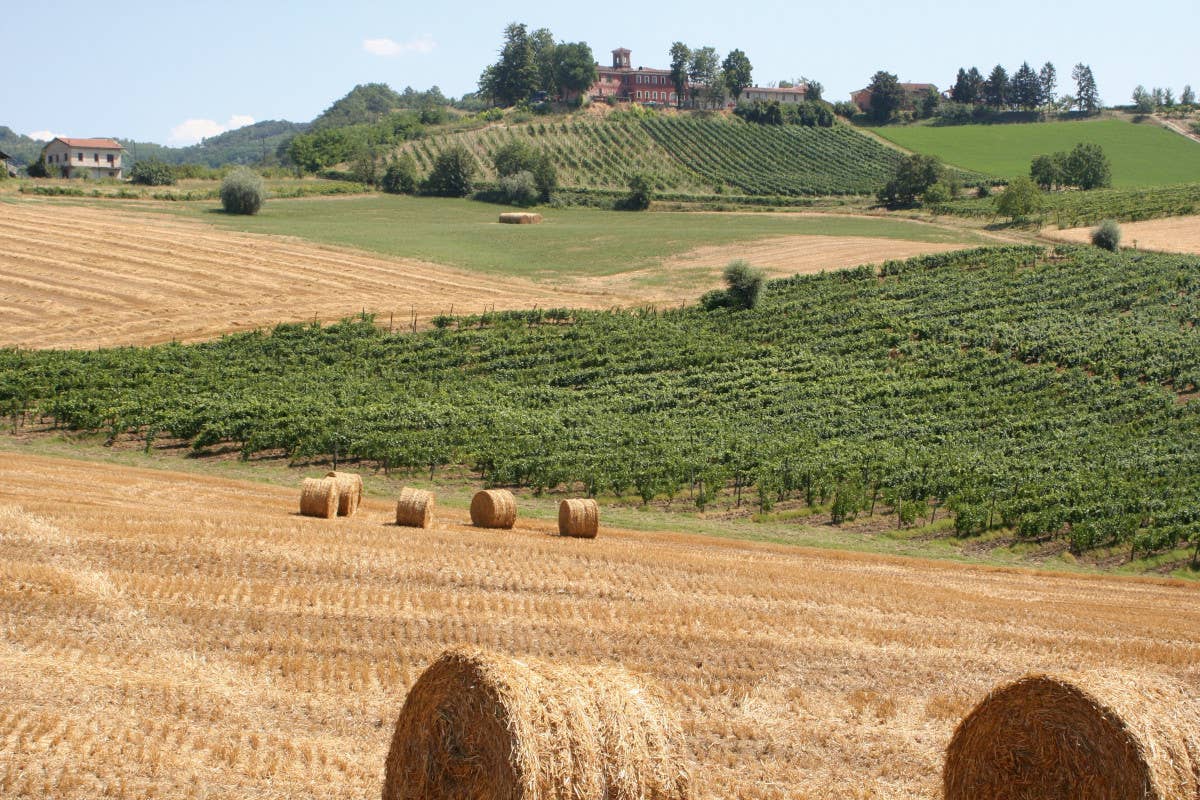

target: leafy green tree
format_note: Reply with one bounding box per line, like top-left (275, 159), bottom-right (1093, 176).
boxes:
top-left (499, 171), bottom-right (539, 205)
top-left (220, 167), bottom-right (265, 215)
top-left (1030, 154), bottom-right (1063, 190)
top-left (984, 64), bottom-right (1010, 108)
top-left (130, 158), bottom-right (176, 186)
top-left (877, 153), bottom-right (942, 207)
top-left (1065, 142), bottom-right (1111, 189)
top-left (530, 27), bottom-right (557, 95)
top-left (688, 46), bottom-right (720, 108)
top-left (669, 42), bottom-right (691, 108)
top-left (1011, 62), bottom-right (1042, 110)
top-left (995, 175), bottom-right (1043, 221)
top-left (951, 68), bottom-right (982, 104)
top-left (552, 42), bottom-right (597, 98)
top-left (1039, 62), bottom-right (1057, 107)
top-left (1132, 85), bottom-right (1155, 114)
top-left (1092, 220), bottom-right (1121, 251)
top-left (422, 144), bottom-right (477, 197)
top-left (1182, 85), bottom-right (1195, 106)
top-left (380, 154), bottom-right (418, 194)
top-left (25, 154), bottom-right (50, 178)
top-left (623, 172), bottom-right (653, 210)
top-left (1072, 63), bottom-right (1100, 113)
top-left (917, 87), bottom-right (940, 119)
top-left (722, 49), bottom-right (753, 102)
top-left (802, 78), bottom-right (823, 102)
top-left (867, 70), bottom-right (904, 123)
top-left (492, 139), bottom-right (556, 200)
top-left (485, 23), bottom-right (539, 107)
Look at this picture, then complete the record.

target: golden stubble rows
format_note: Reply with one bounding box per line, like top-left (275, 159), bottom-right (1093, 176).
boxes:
top-left (0, 202), bottom-right (612, 349)
top-left (0, 452), bottom-right (1197, 799)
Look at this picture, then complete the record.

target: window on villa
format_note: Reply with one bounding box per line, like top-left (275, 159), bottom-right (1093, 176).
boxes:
top-left (107, 154), bottom-right (114, 163)
top-left (94, 154), bottom-right (99, 162)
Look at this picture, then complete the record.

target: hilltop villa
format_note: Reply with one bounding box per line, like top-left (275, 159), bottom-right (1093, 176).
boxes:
top-left (585, 48), bottom-right (808, 107)
top-left (40, 137), bottom-right (124, 179)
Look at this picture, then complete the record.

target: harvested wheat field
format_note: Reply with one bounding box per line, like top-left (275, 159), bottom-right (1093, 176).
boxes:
top-left (0, 202), bottom-right (610, 349)
top-left (1048, 214), bottom-right (1200, 254)
top-left (1, 451), bottom-right (1197, 800)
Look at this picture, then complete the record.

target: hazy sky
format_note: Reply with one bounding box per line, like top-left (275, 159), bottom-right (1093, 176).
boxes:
top-left (5, 0), bottom-right (1196, 145)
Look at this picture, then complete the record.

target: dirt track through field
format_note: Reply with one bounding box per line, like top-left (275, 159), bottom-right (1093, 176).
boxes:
top-left (1047, 214), bottom-right (1200, 254)
top-left (1, 201), bottom-right (974, 349)
top-left (0, 202), bottom-right (614, 349)
top-left (0, 451), bottom-right (1196, 799)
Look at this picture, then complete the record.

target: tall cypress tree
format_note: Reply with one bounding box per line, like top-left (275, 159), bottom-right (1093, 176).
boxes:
top-left (984, 65), bottom-right (1010, 109)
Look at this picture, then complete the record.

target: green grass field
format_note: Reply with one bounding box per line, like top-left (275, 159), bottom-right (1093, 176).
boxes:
top-left (182, 195), bottom-right (980, 278)
top-left (871, 118), bottom-right (1200, 187)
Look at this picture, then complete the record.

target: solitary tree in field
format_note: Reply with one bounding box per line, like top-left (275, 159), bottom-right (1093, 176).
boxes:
top-left (669, 42), bottom-right (691, 108)
top-left (1072, 64), bottom-right (1100, 113)
top-left (722, 49), bottom-right (753, 102)
top-left (1065, 142), bottom-right (1111, 189)
top-left (877, 153), bottom-right (943, 207)
top-left (995, 175), bottom-right (1043, 221)
top-left (867, 70), bottom-right (904, 123)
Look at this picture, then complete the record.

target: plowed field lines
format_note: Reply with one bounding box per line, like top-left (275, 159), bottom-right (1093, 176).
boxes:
top-left (0, 452), bottom-right (1196, 799)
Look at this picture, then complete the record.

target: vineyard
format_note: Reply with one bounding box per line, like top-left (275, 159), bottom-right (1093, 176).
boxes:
top-left (936, 182), bottom-right (1200, 227)
top-left (399, 114), bottom-right (907, 197)
top-left (3, 245), bottom-right (1199, 565)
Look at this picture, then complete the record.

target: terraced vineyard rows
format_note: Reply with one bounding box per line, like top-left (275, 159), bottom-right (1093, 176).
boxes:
top-left (400, 114), bottom-right (907, 197)
top-left (4, 245), bottom-right (1199, 563)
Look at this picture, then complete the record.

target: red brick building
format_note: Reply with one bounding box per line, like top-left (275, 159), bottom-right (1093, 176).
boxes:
top-left (850, 83), bottom-right (939, 113)
top-left (590, 48), bottom-right (681, 106)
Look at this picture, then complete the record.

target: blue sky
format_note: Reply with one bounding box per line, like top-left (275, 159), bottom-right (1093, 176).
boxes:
top-left (4, 0), bottom-right (1196, 145)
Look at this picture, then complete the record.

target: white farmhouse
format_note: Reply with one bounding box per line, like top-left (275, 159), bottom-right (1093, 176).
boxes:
top-left (41, 137), bottom-right (124, 179)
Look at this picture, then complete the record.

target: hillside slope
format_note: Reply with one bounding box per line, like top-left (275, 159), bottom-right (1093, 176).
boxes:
top-left (401, 114), bottom-right (907, 197)
top-left (871, 117), bottom-right (1200, 187)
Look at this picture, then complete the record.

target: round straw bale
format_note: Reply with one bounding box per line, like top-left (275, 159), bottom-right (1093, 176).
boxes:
top-left (299, 477), bottom-right (339, 519)
top-left (558, 498), bottom-right (599, 538)
top-left (395, 488), bottom-right (435, 528)
top-left (470, 489), bottom-right (517, 529)
top-left (325, 471), bottom-right (363, 516)
top-left (382, 648), bottom-right (692, 800)
top-left (944, 672), bottom-right (1200, 800)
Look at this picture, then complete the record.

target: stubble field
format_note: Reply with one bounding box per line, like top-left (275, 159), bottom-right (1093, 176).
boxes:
top-left (1, 452), bottom-right (1196, 799)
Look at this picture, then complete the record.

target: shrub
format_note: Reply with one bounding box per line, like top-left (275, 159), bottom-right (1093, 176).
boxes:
top-left (493, 140), bottom-right (556, 201)
top-left (380, 154), bottom-right (418, 194)
top-left (721, 260), bottom-right (766, 310)
top-left (220, 167), bottom-right (265, 215)
top-left (1092, 219), bottom-right (1121, 251)
top-left (422, 145), bottom-right (477, 197)
top-left (25, 155), bottom-right (50, 178)
top-left (994, 176), bottom-right (1043, 221)
top-left (621, 172), bottom-right (654, 211)
top-left (922, 181), bottom-right (954, 205)
top-left (129, 158), bottom-right (176, 186)
top-left (499, 170), bottom-right (540, 206)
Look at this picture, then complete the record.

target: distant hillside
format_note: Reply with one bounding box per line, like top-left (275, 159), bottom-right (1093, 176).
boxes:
top-left (312, 84), bottom-right (451, 129)
top-left (400, 114), bottom-right (910, 197)
top-left (872, 118), bottom-right (1200, 187)
top-left (0, 121), bottom-right (307, 168)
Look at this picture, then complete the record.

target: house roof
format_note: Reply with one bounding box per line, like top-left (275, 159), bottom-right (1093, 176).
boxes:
top-left (49, 137), bottom-right (124, 150)
top-left (746, 85), bottom-right (808, 95)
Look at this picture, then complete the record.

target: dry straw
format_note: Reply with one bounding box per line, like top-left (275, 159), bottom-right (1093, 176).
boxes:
top-left (558, 498), bottom-right (599, 538)
top-left (499, 212), bottom-right (543, 224)
top-left (382, 648), bottom-right (693, 800)
top-left (470, 489), bottom-right (517, 529)
top-left (325, 471), bottom-right (363, 517)
top-left (299, 477), bottom-right (339, 519)
top-left (944, 671), bottom-right (1200, 800)
top-left (395, 488), bottom-right (435, 528)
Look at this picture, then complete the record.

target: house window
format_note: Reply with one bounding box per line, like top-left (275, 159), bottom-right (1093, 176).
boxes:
top-left (78, 152), bottom-right (83, 161)
top-left (107, 154), bottom-right (114, 164)
top-left (94, 153), bottom-right (99, 163)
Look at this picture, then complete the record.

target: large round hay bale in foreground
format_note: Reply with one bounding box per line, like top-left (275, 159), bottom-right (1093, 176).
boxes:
top-left (499, 212), bottom-right (543, 224)
top-left (395, 487), bottom-right (435, 528)
top-left (470, 489), bottom-right (517, 529)
top-left (558, 498), bottom-right (599, 538)
top-left (299, 477), bottom-right (340, 519)
top-left (944, 672), bottom-right (1200, 800)
top-left (325, 471), bottom-right (363, 516)
top-left (382, 648), bottom-right (692, 800)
